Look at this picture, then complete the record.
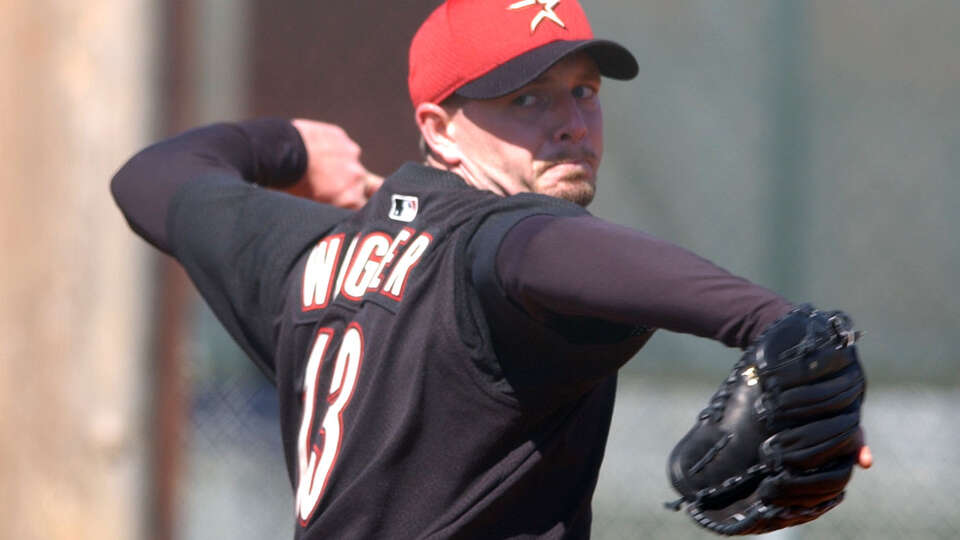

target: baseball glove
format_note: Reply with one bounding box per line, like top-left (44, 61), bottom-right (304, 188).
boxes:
top-left (665, 305), bottom-right (865, 536)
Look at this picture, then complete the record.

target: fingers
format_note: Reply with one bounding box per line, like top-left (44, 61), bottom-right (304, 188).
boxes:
top-left (852, 427), bottom-right (872, 469)
top-left (335, 170), bottom-right (381, 210)
top-left (365, 172), bottom-right (384, 198)
top-left (328, 167), bottom-right (382, 210)
top-left (858, 445), bottom-right (873, 469)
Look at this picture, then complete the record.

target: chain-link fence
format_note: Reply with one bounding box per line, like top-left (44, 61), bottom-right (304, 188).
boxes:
top-left (180, 371), bottom-right (292, 539)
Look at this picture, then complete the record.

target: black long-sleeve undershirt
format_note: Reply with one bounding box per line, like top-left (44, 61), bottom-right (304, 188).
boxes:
top-left (490, 214), bottom-right (791, 349)
top-left (110, 119), bottom-right (307, 253)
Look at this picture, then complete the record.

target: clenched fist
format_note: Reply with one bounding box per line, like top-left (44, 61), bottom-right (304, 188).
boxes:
top-left (281, 119), bottom-right (383, 209)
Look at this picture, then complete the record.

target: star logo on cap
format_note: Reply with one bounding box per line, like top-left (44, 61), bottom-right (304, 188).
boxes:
top-left (508, 0), bottom-right (566, 33)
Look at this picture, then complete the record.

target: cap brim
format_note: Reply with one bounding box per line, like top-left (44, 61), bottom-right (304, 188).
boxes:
top-left (455, 39), bottom-right (638, 101)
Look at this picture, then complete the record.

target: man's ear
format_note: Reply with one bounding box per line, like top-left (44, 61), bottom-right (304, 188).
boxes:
top-left (415, 103), bottom-right (461, 166)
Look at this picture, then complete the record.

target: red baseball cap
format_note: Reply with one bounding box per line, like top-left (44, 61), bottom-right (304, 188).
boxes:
top-left (408, 0), bottom-right (638, 108)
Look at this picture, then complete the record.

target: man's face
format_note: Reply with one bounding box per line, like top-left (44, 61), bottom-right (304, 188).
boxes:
top-left (448, 52), bottom-right (603, 206)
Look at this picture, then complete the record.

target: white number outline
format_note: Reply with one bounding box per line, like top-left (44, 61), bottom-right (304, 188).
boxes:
top-left (295, 322), bottom-right (365, 525)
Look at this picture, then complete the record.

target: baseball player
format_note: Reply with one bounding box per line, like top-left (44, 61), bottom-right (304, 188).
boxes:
top-left (112, 1), bottom-right (870, 538)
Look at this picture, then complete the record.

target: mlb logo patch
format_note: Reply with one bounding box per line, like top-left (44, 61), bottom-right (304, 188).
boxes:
top-left (389, 194), bottom-right (419, 222)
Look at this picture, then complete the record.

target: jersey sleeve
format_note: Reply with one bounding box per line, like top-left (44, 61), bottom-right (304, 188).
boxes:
top-left (111, 120), bottom-right (351, 378)
top-left (468, 212), bottom-right (793, 395)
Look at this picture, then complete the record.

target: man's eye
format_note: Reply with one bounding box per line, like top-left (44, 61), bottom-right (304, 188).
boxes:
top-left (573, 85), bottom-right (597, 99)
top-left (511, 94), bottom-right (538, 107)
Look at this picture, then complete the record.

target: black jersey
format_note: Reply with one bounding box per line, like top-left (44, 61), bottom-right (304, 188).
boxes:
top-left (205, 163), bottom-right (651, 538)
top-left (112, 120), bottom-right (791, 539)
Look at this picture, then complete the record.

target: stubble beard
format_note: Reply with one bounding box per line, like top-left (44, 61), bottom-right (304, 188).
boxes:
top-left (539, 175), bottom-right (595, 206)
top-left (533, 147), bottom-right (600, 206)
top-left (534, 159), bottom-right (599, 207)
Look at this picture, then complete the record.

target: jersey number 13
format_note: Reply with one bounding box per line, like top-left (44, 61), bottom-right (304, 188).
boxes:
top-left (295, 323), bottom-right (364, 524)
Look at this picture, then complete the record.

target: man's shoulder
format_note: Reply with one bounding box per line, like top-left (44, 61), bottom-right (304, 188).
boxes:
top-left (380, 162), bottom-right (591, 223)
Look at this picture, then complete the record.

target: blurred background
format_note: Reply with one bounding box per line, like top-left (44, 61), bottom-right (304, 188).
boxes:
top-left (1, 1), bottom-right (957, 539)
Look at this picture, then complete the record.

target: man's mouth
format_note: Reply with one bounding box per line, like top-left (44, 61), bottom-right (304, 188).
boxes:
top-left (542, 156), bottom-right (597, 178)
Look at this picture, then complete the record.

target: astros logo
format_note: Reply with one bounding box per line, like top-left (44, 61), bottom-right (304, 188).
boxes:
top-left (508, 0), bottom-right (566, 33)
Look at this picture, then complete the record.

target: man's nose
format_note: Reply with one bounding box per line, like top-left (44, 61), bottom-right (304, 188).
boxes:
top-left (553, 95), bottom-right (588, 144)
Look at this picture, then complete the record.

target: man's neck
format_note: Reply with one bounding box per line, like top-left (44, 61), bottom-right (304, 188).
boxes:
top-left (424, 155), bottom-right (511, 197)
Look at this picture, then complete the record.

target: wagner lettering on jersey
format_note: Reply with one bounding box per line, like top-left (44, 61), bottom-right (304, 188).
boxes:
top-left (302, 227), bottom-right (432, 311)
top-left (389, 194), bottom-right (419, 222)
top-left (302, 233), bottom-right (345, 311)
